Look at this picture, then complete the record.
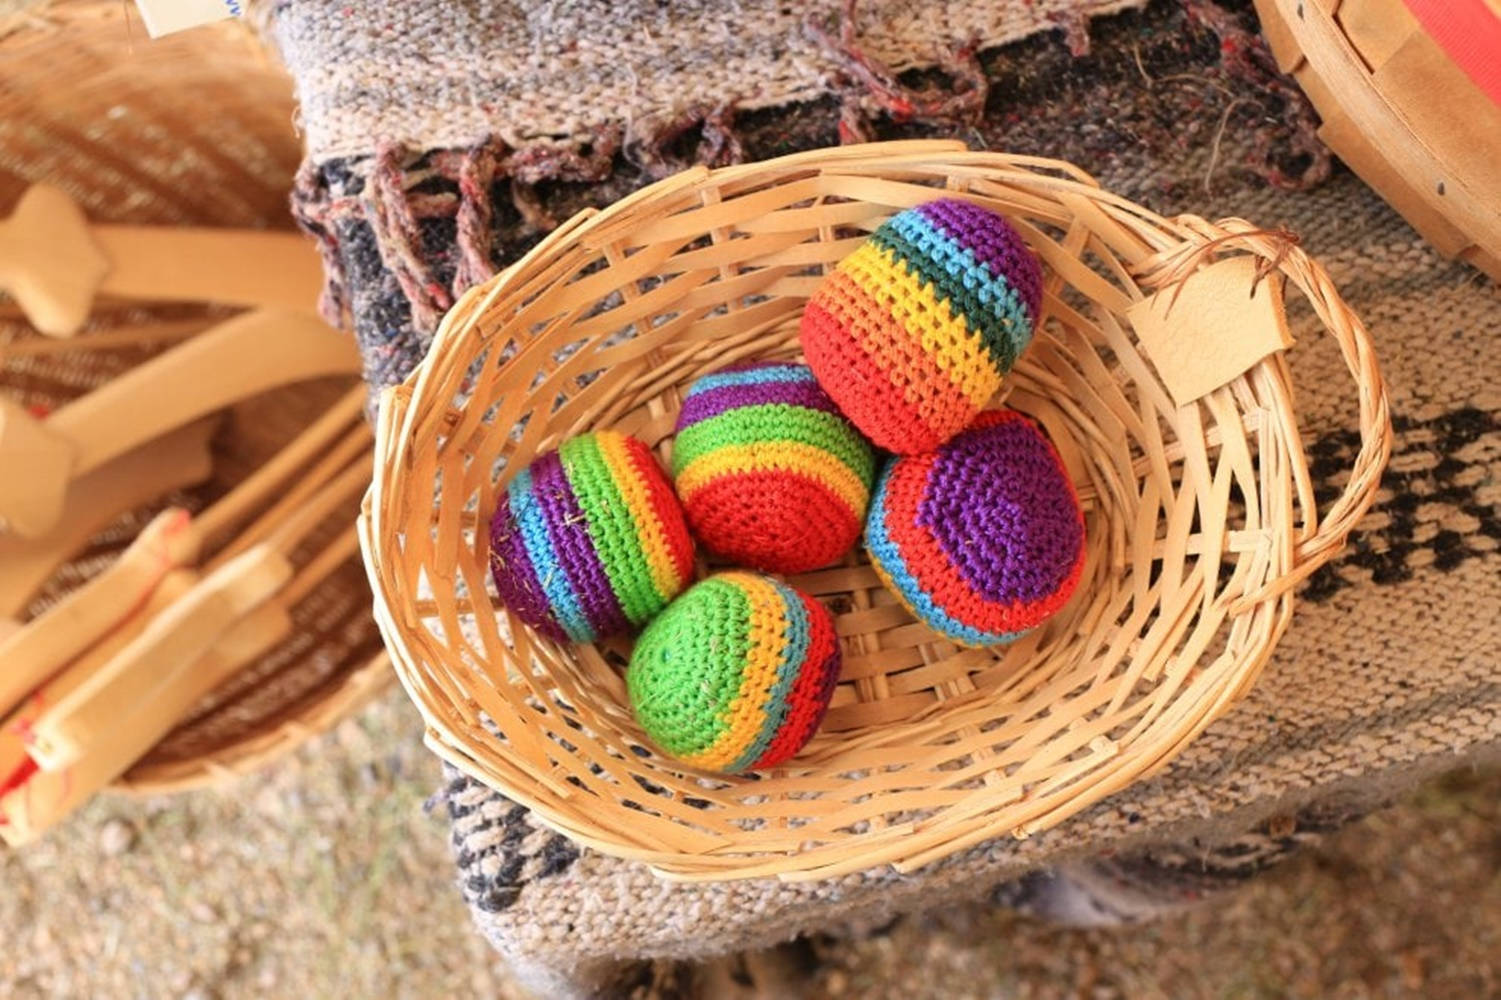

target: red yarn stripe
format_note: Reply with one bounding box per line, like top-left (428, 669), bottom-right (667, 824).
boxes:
top-left (881, 447), bottom-right (1085, 634)
top-left (750, 591), bottom-right (841, 770)
top-left (682, 469), bottom-right (862, 574)
top-left (814, 269), bottom-right (978, 441)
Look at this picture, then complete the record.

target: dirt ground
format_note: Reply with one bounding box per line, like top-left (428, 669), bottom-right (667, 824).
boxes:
top-left (2, 686), bottom-right (1498, 1000)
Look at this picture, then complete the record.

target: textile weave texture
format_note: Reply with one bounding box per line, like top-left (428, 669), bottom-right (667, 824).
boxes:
top-left (270, 0), bottom-right (1501, 994)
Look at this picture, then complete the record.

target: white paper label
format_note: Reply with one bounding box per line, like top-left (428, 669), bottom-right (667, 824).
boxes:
top-left (133, 0), bottom-right (241, 37)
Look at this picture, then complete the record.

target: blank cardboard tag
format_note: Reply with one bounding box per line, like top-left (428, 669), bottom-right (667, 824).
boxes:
top-left (132, 0), bottom-right (240, 37)
top-left (1127, 256), bottom-right (1293, 409)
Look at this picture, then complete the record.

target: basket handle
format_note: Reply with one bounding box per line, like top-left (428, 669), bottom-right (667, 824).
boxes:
top-left (1276, 243), bottom-right (1392, 588)
top-left (1142, 217), bottom-right (1393, 604)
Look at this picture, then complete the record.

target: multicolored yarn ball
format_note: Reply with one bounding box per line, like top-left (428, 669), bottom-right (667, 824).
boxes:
top-left (865, 410), bottom-right (1085, 647)
top-left (488, 430), bottom-right (695, 643)
top-left (800, 198), bottom-right (1044, 454)
top-left (627, 572), bottom-right (841, 774)
top-left (671, 361), bottom-right (876, 574)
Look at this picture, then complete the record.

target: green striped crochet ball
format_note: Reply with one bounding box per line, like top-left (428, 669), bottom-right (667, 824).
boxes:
top-left (627, 572), bottom-right (842, 774)
top-left (488, 430), bottom-right (696, 643)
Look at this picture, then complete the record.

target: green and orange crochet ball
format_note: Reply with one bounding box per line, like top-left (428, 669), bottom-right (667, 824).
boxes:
top-left (671, 361), bottom-right (875, 574)
top-left (627, 572), bottom-right (841, 774)
top-left (800, 198), bottom-right (1044, 454)
top-left (488, 430), bottom-right (695, 643)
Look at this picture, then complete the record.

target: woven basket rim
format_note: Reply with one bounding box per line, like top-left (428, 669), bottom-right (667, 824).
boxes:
top-left (362, 140), bottom-right (1391, 881)
top-left (115, 652), bottom-right (391, 794)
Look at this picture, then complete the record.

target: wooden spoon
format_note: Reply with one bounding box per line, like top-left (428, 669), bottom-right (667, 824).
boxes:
top-left (0, 184), bottom-right (324, 337)
top-left (0, 307), bottom-right (359, 539)
top-left (0, 416), bottom-right (216, 619)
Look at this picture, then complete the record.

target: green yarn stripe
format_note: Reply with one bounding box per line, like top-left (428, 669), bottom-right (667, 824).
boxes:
top-left (628, 577), bottom-right (749, 757)
top-left (560, 434), bottom-right (660, 623)
top-left (671, 405), bottom-right (876, 484)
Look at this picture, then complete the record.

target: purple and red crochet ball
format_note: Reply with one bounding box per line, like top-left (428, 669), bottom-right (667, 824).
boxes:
top-left (865, 409), bottom-right (1085, 648)
top-left (488, 430), bottom-right (695, 644)
top-left (800, 198), bottom-right (1044, 454)
top-left (671, 361), bottom-right (875, 574)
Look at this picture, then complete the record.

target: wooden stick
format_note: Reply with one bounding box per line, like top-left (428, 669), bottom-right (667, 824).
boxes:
top-left (0, 307), bottom-right (359, 539)
top-left (26, 544), bottom-right (292, 770)
top-left (0, 417), bottom-right (215, 618)
top-left (0, 384), bottom-right (363, 718)
top-left (209, 422), bottom-right (371, 568)
top-left (190, 383), bottom-right (366, 550)
top-left (0, 571), bottom-right (196, 802)
top-left (0, 596), bottom-right (291, 845)
top-left (281, 527), bottom-right (361, 606)
top-left (0, 508), bottom-right (197, 719)
top-left (0, 184), bottom-right (108, 337)
top-left (0, 184), bottom-right (325, 337)
top-left (0, 318), bottom-right (209, 359)
top-left (1, 505), bottom-right (364, 841)
top-left (261, 458), bottom-right (370, 556)
top-left (92, 227), bottom-right (324, 321)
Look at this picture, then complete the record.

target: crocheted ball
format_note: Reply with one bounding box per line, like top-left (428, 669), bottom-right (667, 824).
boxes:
top-left (671, 361), bottom-right (876, 574)
top-left (488, 430), bottom-right (696, 643)
top-left (800, 198), bottom-right (1044, 454)
top-left (865, 410), bottom-right (1085, 647)
top-left (627, 572), bottom-right (841, 774)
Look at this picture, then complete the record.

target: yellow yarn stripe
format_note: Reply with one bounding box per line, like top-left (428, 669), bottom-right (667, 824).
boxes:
top-left (680, 572), bottom-right (786, 770)
top-left (594, 430), bottom-right (684, 600)
top-left (841, 241), bottom-right (1000, 409)
top-left (675, 442), bottom-right (869, 516)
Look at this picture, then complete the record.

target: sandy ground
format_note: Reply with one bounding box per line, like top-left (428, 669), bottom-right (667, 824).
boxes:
top-left (2, 687), bottom-right (1498, 1000)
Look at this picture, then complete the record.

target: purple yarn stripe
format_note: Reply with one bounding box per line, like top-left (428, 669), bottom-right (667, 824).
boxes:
top-left (916, 419), bottom-right (1083, 605)
top-left (488, 507), bottom-right (566, 641)
top-left (677, 379), bottom-right (841, 429)
top-left (530, 450), bottom-right (629, 636)
top-left (916, 199), bottom-right (1043, 324)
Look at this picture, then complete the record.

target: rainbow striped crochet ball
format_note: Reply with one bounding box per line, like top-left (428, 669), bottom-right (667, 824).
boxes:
top-left (800, 198), bottom-right (1043, 454)
top-left (488, 430), bottom-right (696, 643)
top-left (866, 410), bottom-right (1085, 648)
top-left (672, 361), bottom-right (875, 574)
top-left (627, 572), bottom-right (841, 774)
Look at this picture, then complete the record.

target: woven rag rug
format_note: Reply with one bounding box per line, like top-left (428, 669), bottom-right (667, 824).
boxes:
top-left (267, 0), bottom-right (1501, 995)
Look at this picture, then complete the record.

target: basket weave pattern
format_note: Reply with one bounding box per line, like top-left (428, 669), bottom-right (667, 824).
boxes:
top-left (364, 143), bottom-right (1389, 881)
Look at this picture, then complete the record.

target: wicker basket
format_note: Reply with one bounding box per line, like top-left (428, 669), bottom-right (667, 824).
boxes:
top-left (1255, 0), bottom-right (1501, 282)
top-left (0, 1), bottom-right (389, 799)
top-left (363, 141), bottom-right (1390, 881)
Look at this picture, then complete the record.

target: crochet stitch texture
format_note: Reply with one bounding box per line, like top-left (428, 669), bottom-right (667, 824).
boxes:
top-left (671, 361), bottom-right (875, 574)
top-left (627, 572), bottom-right (841, 773)
top-left (800, 198), bottom-right (1043, 454)
top-left (866, 409), bottom-right (1085, 647)
top-left (489, 430), bottom-right (695, 643)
